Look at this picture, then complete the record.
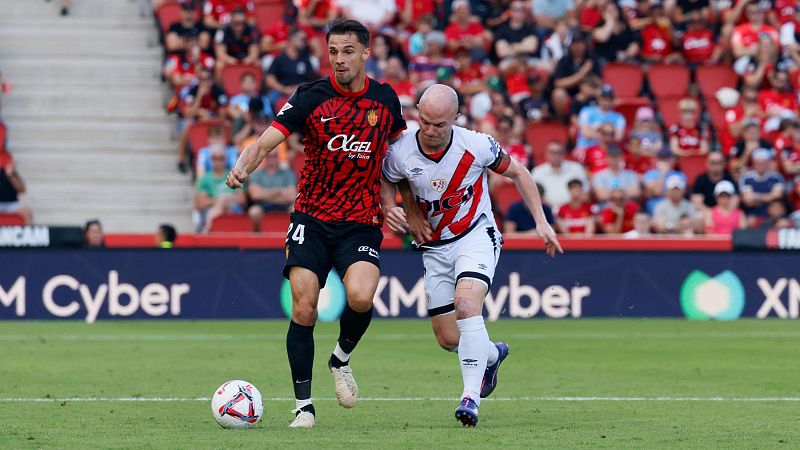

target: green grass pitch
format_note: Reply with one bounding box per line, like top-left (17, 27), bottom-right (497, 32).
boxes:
top-left (0, 319), bottom-right (798, 449)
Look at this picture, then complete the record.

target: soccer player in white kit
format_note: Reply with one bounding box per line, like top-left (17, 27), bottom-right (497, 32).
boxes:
top-left (381, 84), bottom-right (562, 427)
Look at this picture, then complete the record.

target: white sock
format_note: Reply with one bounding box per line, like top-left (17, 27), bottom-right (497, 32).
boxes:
top-left (295, 398), bottom-right (312, 411)
top-left (456, 316), bottom-right (489, 406)
top-left (332, 343), bottom-right (350, 363)
top-left (487, 341), bottom-right (499, 366)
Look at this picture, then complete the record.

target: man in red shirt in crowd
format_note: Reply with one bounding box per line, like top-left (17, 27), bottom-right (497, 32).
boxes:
top-left (731, 3), bottom-right (779, 59)
top-left (164, 41), bottom-right (216, 113)
top-left (557, 179), bottom-right (595, 235)
top-left (681, 10), bottom-right (722, 66)
top-left (581, 123), bottom-right (615, 175)
top-left (600, 186), bottom-right (640, 234)
top-left (203, 0), bottom-right (255, 31)
top-left (669, 99), bottom-right (710, 157)
top-left (776, 122), bottom-right (800, 178)
top-left (444, 0), bottom-right (492, 60)
top-left (758, 69), bottom-right (798, 128)
top-left (720, 86), bottom-right (764, 155)
top-left (640, 3), bottom-right (682, 64)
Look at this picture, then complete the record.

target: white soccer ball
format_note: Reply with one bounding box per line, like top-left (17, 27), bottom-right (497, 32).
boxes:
top-left (211, 380), bottom-right (264, 429)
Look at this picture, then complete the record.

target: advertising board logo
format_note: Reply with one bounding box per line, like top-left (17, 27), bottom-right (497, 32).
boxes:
top-left (280, 270), bottom-right (345, 322)
top-left (680, 270), bottom-right (745, 320)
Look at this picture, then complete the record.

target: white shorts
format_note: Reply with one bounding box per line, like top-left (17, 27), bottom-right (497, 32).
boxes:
top-left (423, 215), bottom-right (502, 317)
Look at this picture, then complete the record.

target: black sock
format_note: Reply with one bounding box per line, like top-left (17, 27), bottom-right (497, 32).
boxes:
top-left (330, 304), bottom-right (373, 368)
top-left (287, 320), bottom-right (314, 402)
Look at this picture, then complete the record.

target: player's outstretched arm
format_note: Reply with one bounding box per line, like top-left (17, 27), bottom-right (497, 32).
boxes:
top-left (496, 157), bottom-right (564, 257)
top-left (226, 126), bottom-right (287, 189)
top-left (397, 179), bottom-right (433, 244)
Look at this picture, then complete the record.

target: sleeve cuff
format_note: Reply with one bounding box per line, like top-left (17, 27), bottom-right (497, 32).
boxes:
top-left (271, 121), bottom-right (291, 137)
top-left (382, 171), bottom-right (402, 184)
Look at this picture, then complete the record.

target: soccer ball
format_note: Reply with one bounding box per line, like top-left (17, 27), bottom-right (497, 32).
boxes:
top-left (211, 380), bottom-right (264, 429)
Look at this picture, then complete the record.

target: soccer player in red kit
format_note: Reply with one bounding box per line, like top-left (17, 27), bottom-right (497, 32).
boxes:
top-left (226, 19), bottom-right (406, 429)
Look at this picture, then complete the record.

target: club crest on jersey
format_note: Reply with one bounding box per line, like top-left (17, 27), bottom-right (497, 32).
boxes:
top-left (367, 109), bottom-right (378, 127)
top-left (430, 178), bottom-right (447, 192)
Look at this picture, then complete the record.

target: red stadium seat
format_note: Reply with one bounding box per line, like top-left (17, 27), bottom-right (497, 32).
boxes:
top-left (648, 64), bottom-right (690, 99)
top-left (220, 64), bottom-right (263, 96)
top-left (0, 121), bottom-right (6, 151)
top-left (0, 213), bottom-right (26, 226)
top-left (491, 181), bottom-right (522, 218)
top-left (602, 63), bottom-right (643, 98)
top-left (657, 97), bottom-right (683, 128)
top-left (254, 1), bottom-right (285, 35)
top-left (678, 155), bottom-right (707, 189)
top-left (259, 211), bottom-right (291, 233)
top-left (525, 121), bottom-right (568, 165)
top-left (705, 98), bottom-right (731, 136)
top-left (696, 65), bottom-right (739, 100)
top-left (210, 214), bottom-right (252, 232)
top-left (186, 120), bottom-right (231, 155)
top-left (156, 1), bottom-right (182, 36)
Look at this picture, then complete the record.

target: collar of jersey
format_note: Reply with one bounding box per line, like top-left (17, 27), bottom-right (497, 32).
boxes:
top-left (329, 74), bottom-right (369, 97)
top-left (415, 129), bottom-right (454, 163)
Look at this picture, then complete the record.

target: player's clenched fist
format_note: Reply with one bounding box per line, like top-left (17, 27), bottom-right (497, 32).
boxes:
top-left (226, 168), bottom-right (248, 189)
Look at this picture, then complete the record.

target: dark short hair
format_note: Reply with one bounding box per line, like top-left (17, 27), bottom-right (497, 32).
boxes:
top-left (567, 178), bottom-right (583, 189)
top-left (326, 18), bottom-right (370, 48)
top-left (159, 224), bottom-right (177, 243)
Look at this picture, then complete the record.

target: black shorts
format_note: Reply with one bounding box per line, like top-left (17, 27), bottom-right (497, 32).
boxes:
top-left (283, 211), bottom-right (383, 288)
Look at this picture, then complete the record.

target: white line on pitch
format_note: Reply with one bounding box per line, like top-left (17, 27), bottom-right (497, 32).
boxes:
top-left (1, 397), bottom-right (799, 402)
top-left (1, 331), bottom-right (799, 342)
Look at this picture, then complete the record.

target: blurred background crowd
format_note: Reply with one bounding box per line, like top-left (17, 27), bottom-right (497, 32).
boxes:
top-left (2, 0), bottom-right (800, 237)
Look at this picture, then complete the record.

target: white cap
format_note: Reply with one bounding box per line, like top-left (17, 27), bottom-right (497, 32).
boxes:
top-left (714, 180), bottom-right (735, 197)
top-left (666, 175), bottom-right (686, 190)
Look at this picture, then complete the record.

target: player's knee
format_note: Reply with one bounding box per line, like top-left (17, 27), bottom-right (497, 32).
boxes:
top-left (292, 299), bottom-right (318, 326)
top-left (435, 332), bottom-right (459, 351)
top-left (346, 292), bottom-right (373, 313)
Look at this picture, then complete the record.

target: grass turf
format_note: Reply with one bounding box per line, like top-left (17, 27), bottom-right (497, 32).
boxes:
top-left (0, 319), bottom-right (798, 449)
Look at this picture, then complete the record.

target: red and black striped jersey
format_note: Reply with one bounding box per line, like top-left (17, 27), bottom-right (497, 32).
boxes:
top-left (272, 75), bottom-right (406, 226)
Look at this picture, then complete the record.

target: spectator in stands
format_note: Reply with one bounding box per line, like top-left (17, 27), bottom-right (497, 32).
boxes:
top-left (671, 0), bottom-right (712, 30)
top-left (228, 73), bottom-right (271, 134)
top-left (599, 186), bottom-right (640, 234)
top-left (247, 151), bottom-right (297, 230)
top-left (640, 3), bottom-right (682, 64)
top-left (740, 33), bottom-right (780, 89)
top-left (166, 3), bottom-right (211, 54)
top-left (409, 31), bottom-right (457, 91)
top-left (731, 3), bottom-right (779, 59)
top-left (780, 5), bottom-right (800, 66)
top-left (576, 84), bottom-right (625, 150)
top-left (494, 1), bottom-right (539, 70)
top-left (720, 87), bottom-right (764, 156)
top-left (532, 140), bottom-right (589, 210)
top-left (692, 152), bottom-right (738, 209)
top-left (566, 75), bottom-right (600, 128)
top-left (625, 135), bottom-right (656, 175)
top-left (445, 0), bottom-right (493, 61)
top-left (759, 68), bottom-right (798, 133)
top-left (623, 212), bottom-right (652, 239)
top-left (653, 175), bottom-right (701, 234)
top-left (407, 14), bottom-right (434, 58)
top-left (297, 0), bottom-right (338, 30)
top-left (669, 98), bottom-right (710, 157)
top-left (680, 10), bottom-right (722, 68)
top-left (365, 34), bottom-right (395, 80)
top-left (381, 56), bottom-right (417, 105)
top-left (177, 68), bottom-right (229, 172)
top-left (776, 121), bottom-right (800, 178)
top-left (541, 19), bottom-right (571, 69)
top-left (495, 115), bottom-right (531, 168)
top-left (195, 124), bottom-right (238, 179)
top-left (591, 2), bottom-right (640, 65)
top-left (643, 147), bottom-right (687, 214)
top-left (579, 123), bottom-right (616, 175)
top-left (0, 153), bottom-right (32, 225)
top-left (337, 0), bottom-right (397, 30)
top-left (204, 0), bottom-right (256, 31)
top-left (83, 220), bottom-right (104, 248)
top-left (556, 178), bottom-right (595, 235)
top-left (164, 41), bottom-right (216, 113)
top-left (156, 224), bottom-right (177, 248)
top-left (740, 148), bottom-right (785, 227)
top-left (451, 47), bottom-right (492, 97)
top-left (504, 183), bottom-right (556, 235)
top-left (194, 146), bottom-right (245, 233)
top-left (214, 8), bottom-right (260, 78)
top-left (730, 119), bottom-right (773, 168)
top-left (532, 0), bottom-right (577, 33)
top-left (629, 105), bottom-right (663, 156)
top-left (704, 180), bottom-right (745, 236)
top-left (592, 145), bottom-right (641, 202)
top-left (762, 199), bottom-right (793, 229)
top-left (265, 28), bottom-right (318, 108)
top-left (550, 32), bottom-right (600, 120)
